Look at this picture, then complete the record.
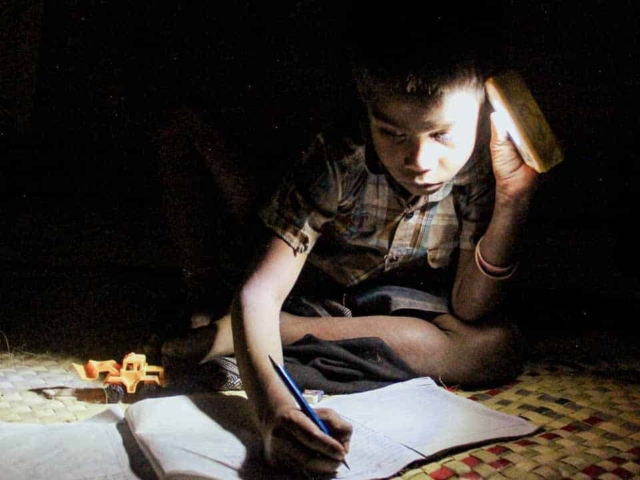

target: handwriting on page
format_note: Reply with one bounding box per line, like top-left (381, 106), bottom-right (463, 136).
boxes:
top-left (322, 378), bottom-right (538, 458)
top-left (335, 418), bottom-right (423, 479)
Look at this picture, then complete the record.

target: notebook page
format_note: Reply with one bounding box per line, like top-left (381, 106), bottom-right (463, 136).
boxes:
top-left (321, 377), bottom-right (539, 458)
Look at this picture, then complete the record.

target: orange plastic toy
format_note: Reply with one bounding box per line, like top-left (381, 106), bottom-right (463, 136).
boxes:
top-left (73, 352), bottom-right (166, 402)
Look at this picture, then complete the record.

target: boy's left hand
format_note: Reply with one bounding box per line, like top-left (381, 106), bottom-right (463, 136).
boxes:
top-left (489, 111), bottom-right (539, 202)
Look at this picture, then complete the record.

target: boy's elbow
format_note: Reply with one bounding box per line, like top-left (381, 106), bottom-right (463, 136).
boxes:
top-left (450, 299), bottom-right (486, 324)
top-left (451, 289), bottom-right (507, 324)
top-left (234, 279), bottom-right (282, 314)
top-left (453, 306), bottom-right (504, 324)
top-left (233, 284), bottom-right (260, 315)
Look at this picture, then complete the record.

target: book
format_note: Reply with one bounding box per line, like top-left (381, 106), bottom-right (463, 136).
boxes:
top-left (126, 377), bottom-right (538, 479)
top-left (0, 377), bottom-right (539, 480)
top-left (0, 406), bottom-right (146, 480)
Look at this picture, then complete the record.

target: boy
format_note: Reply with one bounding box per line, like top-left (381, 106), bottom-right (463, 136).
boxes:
top-left (162, 2), bottom-right (539, 476)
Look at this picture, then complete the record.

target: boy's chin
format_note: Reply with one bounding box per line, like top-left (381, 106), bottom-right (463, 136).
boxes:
top-left (402, 182), bottom-right (444, 196)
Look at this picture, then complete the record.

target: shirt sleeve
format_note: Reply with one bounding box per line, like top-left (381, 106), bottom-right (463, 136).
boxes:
top-left (259, 133), bottom-right (343, 254)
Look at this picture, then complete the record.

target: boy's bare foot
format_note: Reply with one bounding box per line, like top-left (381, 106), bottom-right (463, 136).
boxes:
top-left (161, 313), bottom-right (234, 363)
top-left (190, 311), bottom-right (213, 329)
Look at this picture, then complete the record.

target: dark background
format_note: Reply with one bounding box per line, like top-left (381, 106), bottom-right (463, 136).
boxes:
top-left (1, 0), bottom-right (638, 358)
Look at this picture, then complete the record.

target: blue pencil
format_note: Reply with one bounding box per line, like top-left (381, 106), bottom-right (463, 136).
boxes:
top-left (268, 355), bottom-right (350, 470)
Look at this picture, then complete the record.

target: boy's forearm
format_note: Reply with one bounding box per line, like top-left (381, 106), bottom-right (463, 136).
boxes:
top-left (479, 191), bottom-right (533, 264)
top-left (230, 235), bottom-right (309, 431)
top-left (451, 192), bottom-right (534, 322)
top-left (231, 290), bottom-right (297, 429)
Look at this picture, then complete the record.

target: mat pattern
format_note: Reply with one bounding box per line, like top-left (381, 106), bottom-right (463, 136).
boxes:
top-left (398, 365), bottom-right (640, 480)
top-left (1, 351), bottom-right (639, 479)
top-left (0, 351), bottom-right (109, 423)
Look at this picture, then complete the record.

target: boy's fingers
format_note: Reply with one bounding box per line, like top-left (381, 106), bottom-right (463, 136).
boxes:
top-left (270, 428), bottom-right (343, 475)
top-left (287, 411), bottom-right (348, 461)
top-left (315, 408), bottom-right (353, 451)
top-left (489, 110), bottom-right (529, 181)
top-left (489, 111), bottom-right (510, 143)
top-left (270, 408), bottom-right (348, 463)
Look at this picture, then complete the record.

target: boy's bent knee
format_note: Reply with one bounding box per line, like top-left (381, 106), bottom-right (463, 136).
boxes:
top-left (468, 322), bottom-right (524, 386)
top-left (434, 315), bottom-right (524, 389)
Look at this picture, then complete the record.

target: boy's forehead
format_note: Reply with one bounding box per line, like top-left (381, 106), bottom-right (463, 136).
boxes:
top-left (369, 90), bottom-right (480, 128)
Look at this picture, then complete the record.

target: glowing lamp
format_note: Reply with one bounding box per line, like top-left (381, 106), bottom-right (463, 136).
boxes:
top-left (485, 70), bottom-right (564, 173)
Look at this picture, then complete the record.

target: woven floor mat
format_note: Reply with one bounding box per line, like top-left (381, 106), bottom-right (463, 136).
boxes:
top-left (0, 351), bottom-right (111, 423)
top-left (1, 351), bottom-right (639, 479)
top-left (396, 364), bottom-right (640, 480)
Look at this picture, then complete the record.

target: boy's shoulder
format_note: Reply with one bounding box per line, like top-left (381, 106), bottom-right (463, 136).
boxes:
top-left (308, 115), bottom-right (368, 167)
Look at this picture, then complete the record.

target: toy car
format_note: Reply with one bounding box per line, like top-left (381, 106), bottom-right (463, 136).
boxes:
top-left (73, 352), bottom-right (166, 403)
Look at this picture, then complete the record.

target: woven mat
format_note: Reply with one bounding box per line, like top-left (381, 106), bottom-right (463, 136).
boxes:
top-left (1, 351), bottom-right (639, 479)
top-left (0, 351), bottom-right (111, 423)
top-left (397, 364), bottom-right (640, 480)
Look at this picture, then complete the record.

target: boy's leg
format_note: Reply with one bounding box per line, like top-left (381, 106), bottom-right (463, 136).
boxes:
top-left (163, 310), bottom-right (522, 388)
top-left (278, 312), bottom-right (523, 388)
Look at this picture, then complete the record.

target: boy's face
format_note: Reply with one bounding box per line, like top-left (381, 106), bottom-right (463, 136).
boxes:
top-left (367, 89), bottom-right (481, 196)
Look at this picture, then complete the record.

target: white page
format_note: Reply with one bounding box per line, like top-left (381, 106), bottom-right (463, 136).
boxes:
top-left (321, 377), bottom-right (539, 457)
top-left (124, 379), bottom-right (537, 480)
top-left (0, 407), bottom-right (148, 480)
top-left (126, 394), bottom-right (288, 480)
top-left (125, 393), bottom-right (423, 480)
top-left (332, 419), bottom-right (423, 479)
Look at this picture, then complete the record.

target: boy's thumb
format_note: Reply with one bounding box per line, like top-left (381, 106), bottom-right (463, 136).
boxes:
top-left (489, 110), bottom-right (511, 144)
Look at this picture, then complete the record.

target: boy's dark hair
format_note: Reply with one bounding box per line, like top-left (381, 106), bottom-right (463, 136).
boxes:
top-left (344, 1), bottom-right (507, 103)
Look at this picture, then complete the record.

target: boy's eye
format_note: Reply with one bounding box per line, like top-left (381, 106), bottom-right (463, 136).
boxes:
top-left (380, 127), bottom-right (406, 140)
top-left (432, 131), bottom-right (453, 144)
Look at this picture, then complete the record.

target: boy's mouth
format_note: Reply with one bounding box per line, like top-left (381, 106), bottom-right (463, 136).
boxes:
top-left (402, 179), bottom-right (443, 194)
top-left (401, 171), bottom-right (442, 188)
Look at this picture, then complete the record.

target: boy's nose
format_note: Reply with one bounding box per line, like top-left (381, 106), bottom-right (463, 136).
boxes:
top-left (404, 139), bottom-right (438, 171)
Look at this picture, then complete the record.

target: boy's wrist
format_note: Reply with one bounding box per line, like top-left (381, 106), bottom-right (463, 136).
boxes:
top-left (494, 188), bottom-right (535, 220)
top-left (254, 382), bottom-right (299, 433)
top-left (494, 173), bottom-right (539, 208)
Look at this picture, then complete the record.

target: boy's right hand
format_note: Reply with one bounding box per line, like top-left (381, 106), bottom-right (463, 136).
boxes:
top-left (263, 404), bottom-right (352, 477)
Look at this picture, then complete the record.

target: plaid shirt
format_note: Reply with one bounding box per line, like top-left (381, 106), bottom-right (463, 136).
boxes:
top-left (259, 121), bottom-right (495, 288)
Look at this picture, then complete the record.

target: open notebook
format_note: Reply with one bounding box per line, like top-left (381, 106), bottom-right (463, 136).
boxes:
top-left (126, 377), bottom-right (538, 480)
top-left (0, 377), bottom-right (538, 480)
